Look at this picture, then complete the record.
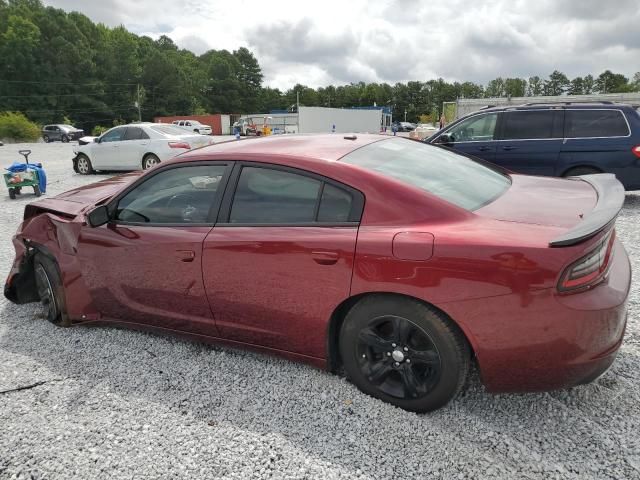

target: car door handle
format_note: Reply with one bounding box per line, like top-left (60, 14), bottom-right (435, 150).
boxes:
top-left (502, 145), bottom-right (517, 151)
top-left (477, 146), bottom-right (491, 152)
top-left (176, 250), bottom-right (196, 262)
top-left (311, 251), bottom-right (339, 265)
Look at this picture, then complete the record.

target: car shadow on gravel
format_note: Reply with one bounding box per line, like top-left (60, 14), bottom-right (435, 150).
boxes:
top-left (1, 300), bottom-right (639, 478)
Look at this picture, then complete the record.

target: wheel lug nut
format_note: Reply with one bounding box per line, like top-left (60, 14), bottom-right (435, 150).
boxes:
top-left (392, 343), bottom-right (397, 348)
top-left (406, 359), bottom-right (411, 363)
top-left (394, 362), bottom-right (400, 366)
top-left (403, 347), bottom-right (409, 352)
top-left (362, 354), bottom-right (366, 358)
top-left (386, 352), bottom-right (391, 356)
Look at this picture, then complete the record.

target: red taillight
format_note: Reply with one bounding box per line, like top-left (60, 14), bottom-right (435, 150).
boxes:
top-left (558, 230), bottom-right (615, 293)
top-left (632, 145), bottom-right (640, 159)
top-left (169, 141), bottom-right (191, 149)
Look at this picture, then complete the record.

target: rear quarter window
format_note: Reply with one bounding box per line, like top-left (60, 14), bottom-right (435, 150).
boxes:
top-left (565, 110), bottom-right (629, 138)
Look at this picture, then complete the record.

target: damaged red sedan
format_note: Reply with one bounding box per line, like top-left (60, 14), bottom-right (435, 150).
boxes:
top-left (4, 135), bottom-right (631, 412)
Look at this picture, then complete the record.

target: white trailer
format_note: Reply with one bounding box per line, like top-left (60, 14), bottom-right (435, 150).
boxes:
top-left (298, 106), bottom-right (382, 134)
top-left (235, 106), bottom-right (385, 135)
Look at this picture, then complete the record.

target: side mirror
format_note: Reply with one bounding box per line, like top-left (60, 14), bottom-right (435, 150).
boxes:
top-left (94, 137), bottom-right (100, 143)
top-left (435, 133), bottom-right (452, 145)
top-left (87, 205), bottom-right (110, 227)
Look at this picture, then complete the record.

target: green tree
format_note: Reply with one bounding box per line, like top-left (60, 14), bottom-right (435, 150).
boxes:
top-left (595, 70), bottom-right (629, 93)
top-left (527, 76), bottom-right (544, 96)
top-left (544, 70), bottom-right (570, 96)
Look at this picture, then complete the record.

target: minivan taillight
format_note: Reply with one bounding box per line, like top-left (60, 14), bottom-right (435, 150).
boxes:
top-left (169, 141), bottom-right (191, 149)
top-left (632, 145), bottom-right (640, 159)
top-left (558, 230), bottom-right (615, 293)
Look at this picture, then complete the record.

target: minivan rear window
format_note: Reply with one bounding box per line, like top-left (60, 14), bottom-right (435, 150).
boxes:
top-left (341, 138), bottom-right (510, 211)
top-left (565, 110), bottom-right (629, 138)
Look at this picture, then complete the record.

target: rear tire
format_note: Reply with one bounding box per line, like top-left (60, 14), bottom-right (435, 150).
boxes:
top-left (339, 295), bottom-right (470, 412)
top-left (43, 135), bottom-right (50, 143)
top-left (76, 154), bottom-right (93, 175)
top-left (61, 134), bottom-right (69, 143)
top-left (33, 253), bottom-right (69, 326)
top-left (142, 154), bottom-right (160, 170)
top-left (33, 185), bottom-right (41, 197)
top-left (9, 188), bottom-right (16, 199)
top-left (563, 166), bottom-right (601, 177)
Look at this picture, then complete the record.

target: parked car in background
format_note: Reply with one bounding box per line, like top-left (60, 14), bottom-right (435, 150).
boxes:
top-left (410, 123), bottom-right (438, 140)
top-left (392, 121), bottom-right (416, 132)
top-left (171, 119), bottom-right (212, 135)
top-left (7, 135), bottom-right (630, 412)
top-left (42, 124), bottom-right (84, 143)
top-left (233, 117), bottom-right (260, 136)
top-left (427, 102), bottom-right (640, 189)
top-left (72, 123), bottom-right (213, 174)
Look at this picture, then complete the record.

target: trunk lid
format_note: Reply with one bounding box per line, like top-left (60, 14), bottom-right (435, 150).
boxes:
top-left (476, 173), bottom-right (624, 246)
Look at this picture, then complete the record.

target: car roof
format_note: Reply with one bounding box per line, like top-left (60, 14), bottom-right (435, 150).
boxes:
top-left (468, 102), bottom-right (634, 115)
top-left (181, 133), bottom-right (388, 162)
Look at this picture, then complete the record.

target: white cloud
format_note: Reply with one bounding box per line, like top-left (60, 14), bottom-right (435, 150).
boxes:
top-left (43, 0), bottom-right (640, 89)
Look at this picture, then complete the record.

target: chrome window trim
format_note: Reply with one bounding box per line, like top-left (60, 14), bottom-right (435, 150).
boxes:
top-left (433, 108), bottom-right (632, 144)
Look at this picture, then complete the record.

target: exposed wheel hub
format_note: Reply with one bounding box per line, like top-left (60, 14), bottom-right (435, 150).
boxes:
top-left (391, 349), bottom-right (405, 363)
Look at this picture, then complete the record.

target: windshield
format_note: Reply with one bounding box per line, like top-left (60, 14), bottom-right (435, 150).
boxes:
top-left (150, 125), bottom-right (192, 136)
top-left (341, 138), bottom-right (510, 210)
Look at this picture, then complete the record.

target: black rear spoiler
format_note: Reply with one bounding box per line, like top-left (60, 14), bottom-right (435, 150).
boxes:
top-left (549, 174), bottom-right (624, 247)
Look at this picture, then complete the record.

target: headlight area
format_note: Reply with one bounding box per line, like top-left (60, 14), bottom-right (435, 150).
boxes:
top-left (557, 230), bottom-right (615, 294)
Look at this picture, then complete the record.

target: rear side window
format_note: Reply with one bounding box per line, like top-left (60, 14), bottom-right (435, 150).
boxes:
top-left (565, 110), bottom-right (629, 138)
top-left (122, 127), bottom-right (149, 140)
top-left (501, 111), bottom-right (556, 140)
top-left (228, 166), bottom-right (358, 224)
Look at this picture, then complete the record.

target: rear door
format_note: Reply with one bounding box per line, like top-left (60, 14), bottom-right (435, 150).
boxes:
top-left (202, 163), bottom-right (363, 359)
top-left (493, 109), bottom-right (563, 175)
top-left (119, 126), bottom-right (151, 169)
top-left (434, 112), bottom-right (499, 161)
top-left (559, 109), bottom-right (636, 187)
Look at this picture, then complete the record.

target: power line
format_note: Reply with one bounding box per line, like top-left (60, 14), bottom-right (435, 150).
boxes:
top-left (0, 79), bottom-right (137, 86)
top-left (0, 91), bottom-right (135, 99)
top-left (24, 104), bottom-right (139, 114)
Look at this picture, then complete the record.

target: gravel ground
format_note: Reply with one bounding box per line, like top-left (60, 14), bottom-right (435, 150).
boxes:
top-left (0, 142), bottom-right (639, 480)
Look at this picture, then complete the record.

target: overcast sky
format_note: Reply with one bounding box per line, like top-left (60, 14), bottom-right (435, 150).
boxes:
top-left (44, 0), bottom-right (640, 90)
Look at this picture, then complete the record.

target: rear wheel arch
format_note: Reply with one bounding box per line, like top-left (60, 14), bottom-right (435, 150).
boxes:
top-left (326, 292), bottom-right (476, 373)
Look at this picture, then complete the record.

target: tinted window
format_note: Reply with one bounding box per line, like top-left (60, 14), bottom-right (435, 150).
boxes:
top-left (446, 113), bottom-right (497, 142)
top-left (116, 165), bottom-right (226, 224)
top-left (565, 110), bottom-right (629, 138)
top-left (317, 184), bottom-right (353, 222)
top-left (502, 111), bottom-right (555, 140)
top-left (230, 167), bottom-right (321, 224)
top-left (101, 127), bottom-right (126, 143)
top-left (342, 138), bottom-right (510, 211)
top-left (123, 127), bottom-right (149, 140)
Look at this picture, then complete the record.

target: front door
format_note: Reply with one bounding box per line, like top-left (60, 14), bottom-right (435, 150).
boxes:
top-left (202, 164), bottom-right (362, 359)
top-left (92, 126), bottom-right (128, 169)
top-left (77, 163), bottom-right (230, 335)
top-left (435, 112), bottom-right (499, 162)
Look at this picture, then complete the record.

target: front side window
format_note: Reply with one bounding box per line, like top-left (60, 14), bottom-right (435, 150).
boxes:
top-left (446, 113), bottom-right (497, 142)
top-left (116, 165), bottom-right (226, 224)
top-left (101, 127), bottom-right (126, 143)
top-left (565, 110), bottom-right (629, 138)
top-left (342, 138), bottom-right (510, 211)
top-left (501, 111), bottom-right (555, 140)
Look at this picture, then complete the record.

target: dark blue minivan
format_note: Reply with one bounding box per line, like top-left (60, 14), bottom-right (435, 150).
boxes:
top-left (427, 103), bottom-right (640, 190)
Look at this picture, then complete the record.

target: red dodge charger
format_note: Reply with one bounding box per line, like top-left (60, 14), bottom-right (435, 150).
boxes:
top-left (4, 134), bottom-right (631, 411)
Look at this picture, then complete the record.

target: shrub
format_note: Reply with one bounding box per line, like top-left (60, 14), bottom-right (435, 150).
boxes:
top-left (0, 112), bottom-right (40, 142)
top-left (91, 125), bottom-right (108, 136)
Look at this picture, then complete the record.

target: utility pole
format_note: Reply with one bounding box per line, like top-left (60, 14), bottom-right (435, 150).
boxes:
top-left (136, 84), bottom-right (141, 122)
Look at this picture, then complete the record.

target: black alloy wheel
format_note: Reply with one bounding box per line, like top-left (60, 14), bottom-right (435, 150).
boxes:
top-left (340, 296), bottom-right (470, 412)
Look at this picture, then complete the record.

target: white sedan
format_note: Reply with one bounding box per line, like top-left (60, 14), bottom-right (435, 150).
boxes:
top-left (72, 123), bottom-right (213, 174)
